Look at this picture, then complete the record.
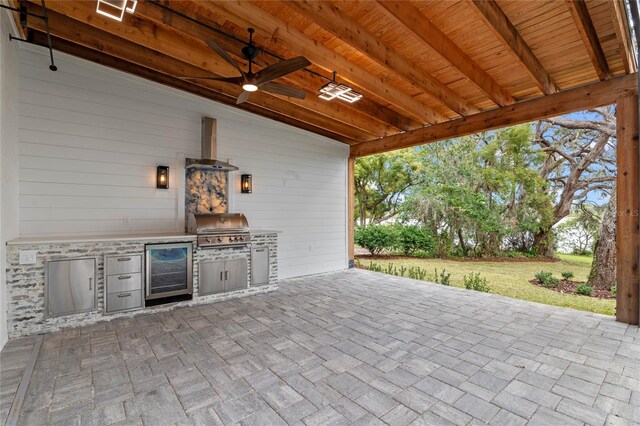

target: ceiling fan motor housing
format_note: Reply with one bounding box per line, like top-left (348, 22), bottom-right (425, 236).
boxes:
top-left (242, 45), bottom-right (259, 61)
top-left (242, 28), bottom-right (259, 61)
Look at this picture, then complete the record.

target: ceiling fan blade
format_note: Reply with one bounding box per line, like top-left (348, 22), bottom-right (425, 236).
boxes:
top-left (260, 82), bottom-right (307, 99)
top-left (236, 90), bottom-right (251, 105)
top-left (254, 56), bottom-right (311, 85)
top-left (177, 76), bottom-right (245, 84)
top-left (206, 39), bottom-right (246, 78)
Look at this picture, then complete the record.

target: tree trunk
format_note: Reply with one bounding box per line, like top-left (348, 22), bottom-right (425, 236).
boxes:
top-left (458, 228), bottom-right (467, 256)
top-left (533, 229), bottom-right (553, 257)
top-left (589, 193), bottom-right (616, 291)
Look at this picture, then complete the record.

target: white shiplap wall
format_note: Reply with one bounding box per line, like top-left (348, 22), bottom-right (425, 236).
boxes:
top-left (18, 46), bottom-right (349, 278)
top-left (1, 10), bottom-right (21, 350)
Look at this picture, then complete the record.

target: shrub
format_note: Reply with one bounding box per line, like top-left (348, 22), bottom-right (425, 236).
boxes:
top-left (394, 225), bottom-right (436, 255)
top-left (408, 266), bottom-right (428, 280)
top-left (576, 284), bottom-right (593, 296)
top-left (354, 225), bottom-right (396, 255)
top-left (610, 285), bottom-right (617, 296)
top-left (463, 273), bottom-right (490, 292)
top-left (561, 271), bottom-right (574, 280)
top-left (434, 268), bottom-right (451, 286)
top-left (534, 271), bottom-right (559, 288)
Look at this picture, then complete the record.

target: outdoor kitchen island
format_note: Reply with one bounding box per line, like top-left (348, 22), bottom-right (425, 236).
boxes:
top-left (4, 230), bottom-right (278, 338)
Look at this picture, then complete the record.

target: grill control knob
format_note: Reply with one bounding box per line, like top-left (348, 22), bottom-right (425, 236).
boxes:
top-left (205, 237), bottom-right (212, 243)
top-left (216, 237), bottom-right (223, 243)
top-left (238, 236), bottom-right (244, 241)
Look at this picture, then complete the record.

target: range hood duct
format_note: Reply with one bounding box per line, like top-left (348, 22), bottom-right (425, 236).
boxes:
top-left (186, 117), bottom-right (238, 171)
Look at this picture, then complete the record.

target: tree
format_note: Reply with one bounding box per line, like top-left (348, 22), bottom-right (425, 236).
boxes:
top-left (588, 193), bottom-right (616, 291)
top-left (402, 127), bottom-right (551, 257)
top-left (533, 107), bottom-right (616, 255)
top-left (354, 150), bottom-right (422, 225)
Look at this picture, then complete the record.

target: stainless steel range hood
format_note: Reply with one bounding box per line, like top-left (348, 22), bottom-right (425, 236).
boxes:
top-left (186, 117), bottom-right (238, 171)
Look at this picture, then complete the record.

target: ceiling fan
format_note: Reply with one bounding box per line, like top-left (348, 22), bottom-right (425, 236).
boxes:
top-left (181, 28), bottom-right (311, 104)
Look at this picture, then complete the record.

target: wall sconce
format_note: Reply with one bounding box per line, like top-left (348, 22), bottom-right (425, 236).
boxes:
top-left (241, 174), bottom-right (252, 193)
top-left (157, 166), bottom-right (169, 189)
top-left (96, 0), bottom-right (137, 22)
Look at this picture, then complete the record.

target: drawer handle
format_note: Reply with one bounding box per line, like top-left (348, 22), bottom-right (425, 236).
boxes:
top-left (117, 293), bottom-right (132, 298)
top-left (118, 275), bottom-right (132, 280)
top-left (117, 257), bottom-right (132, 262)
top-left (255, 249), bottom-right (265, 252)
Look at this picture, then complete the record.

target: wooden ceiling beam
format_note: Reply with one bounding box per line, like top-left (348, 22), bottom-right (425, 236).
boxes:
top-left (24, 8), bottom-right (370, 143)
top-left (7, 0), bottom-right (27, 39)
top-left (566, 0), bottom-right (611, 80)
top-left (287, 0), bottom-right (479, 117)
top-left (131, 1), bottom-right (397, 136)
top-left (377, 0), bottom-right (515, 107)
top-left (28, 30), bottom-right (354, 144)
top-left (471, 0), bottom-right (558, 95)
top-left (24, 1), bottom-right (378, 140)
top-left (351, 73), bottom-right (637, 157)
top-left (610, 0), bottom-right (636, 73)
top-left (196, 0), bottom-right (448, 124)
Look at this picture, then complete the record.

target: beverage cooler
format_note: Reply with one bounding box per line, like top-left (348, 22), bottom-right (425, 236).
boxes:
top-left (145, 242), bottom-right (193, 301)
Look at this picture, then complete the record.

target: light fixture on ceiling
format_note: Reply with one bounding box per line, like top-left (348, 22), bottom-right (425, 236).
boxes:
top-left (242, 83), bottom-right (259, 92)
top-left (96, 0), bottom-right (137, 21)
top-left (318, 72), bottom-right (363, 103)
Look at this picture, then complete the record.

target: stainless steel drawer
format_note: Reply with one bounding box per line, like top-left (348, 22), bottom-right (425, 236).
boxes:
top-left (106, 290), bottom-right (142, 313)
top-left (106, 273), bottom-right (142, 294)
top-left (106, 255), bottom-right (141, 275)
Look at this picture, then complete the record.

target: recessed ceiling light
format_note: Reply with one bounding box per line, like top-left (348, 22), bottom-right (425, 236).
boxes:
top-left (96, 0), bottom-right (137, 22)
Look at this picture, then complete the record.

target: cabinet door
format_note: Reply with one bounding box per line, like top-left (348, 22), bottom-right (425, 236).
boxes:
top-left (225, 258), bottom-right (248, 292)
top-left (251, 247), bottom-right (269, 286)
top-left (47, 258), bottom-right (96, 317)
top-left (199, 260), bottom-right (226, 296)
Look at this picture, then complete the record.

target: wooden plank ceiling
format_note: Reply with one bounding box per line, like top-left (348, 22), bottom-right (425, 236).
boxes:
top-left (16, 0), bottom-right (638, 153)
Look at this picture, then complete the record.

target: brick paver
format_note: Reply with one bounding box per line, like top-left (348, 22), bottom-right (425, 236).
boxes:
top-left (1, 269), bottom-right (638, 425)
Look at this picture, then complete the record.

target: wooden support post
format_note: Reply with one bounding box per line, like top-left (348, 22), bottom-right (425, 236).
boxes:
top-left (348, 157), bottom-right (355, 268)
top-left (616, 94), bottom-right (639, 325)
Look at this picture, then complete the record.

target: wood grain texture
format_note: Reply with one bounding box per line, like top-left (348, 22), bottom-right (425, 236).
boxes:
top-left (377, 0), bottom-right (515, 107)
top-left (471, 0), bottom-right (557, 95)
top-left (610, 0), bottom-right (636, 74)
top-left (616, 94), bottom-right (639, 325)
top-left (566, 0), bottom-right (611, 80)
top-left (351, 73), bottom-right (638, 157)
top-left (288, 0), bottom-right (479, 116)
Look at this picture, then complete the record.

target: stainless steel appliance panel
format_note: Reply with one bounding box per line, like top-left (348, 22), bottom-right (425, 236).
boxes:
top-left (225, 258), bottom-right (248, 292)
top-left (199, 261), bottom-right (226, 296)
top-left (105, 255), bottom-right (142, 276)
top-left (46, 257), bottom-right (96, 317)
top-left (106, 273), bottom-right (142, 294)
top-left (251, 247), bottom-right (269, 287)
top-left (107, 290), bottom-right (143, 312)
top-left (145, 243), bottom-right (193, 300)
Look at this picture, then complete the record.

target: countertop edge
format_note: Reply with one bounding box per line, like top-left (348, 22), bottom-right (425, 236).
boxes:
top-left (7, 230), bottom-right (280, 246)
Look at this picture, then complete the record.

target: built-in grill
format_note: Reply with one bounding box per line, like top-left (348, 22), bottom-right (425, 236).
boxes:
top-left (188, 213), bottom-right (251, 248)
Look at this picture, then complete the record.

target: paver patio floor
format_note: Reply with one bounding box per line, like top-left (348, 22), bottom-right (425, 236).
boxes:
top-left (1, 269), bottom-right (638, 425)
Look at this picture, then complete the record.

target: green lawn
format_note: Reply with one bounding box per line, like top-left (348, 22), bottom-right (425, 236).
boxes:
top-left (357, 254), bottom-right (615, 316)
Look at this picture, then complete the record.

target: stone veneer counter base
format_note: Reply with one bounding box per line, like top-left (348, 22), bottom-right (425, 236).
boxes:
top-left (5, 232), bottom-right (278, 338)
